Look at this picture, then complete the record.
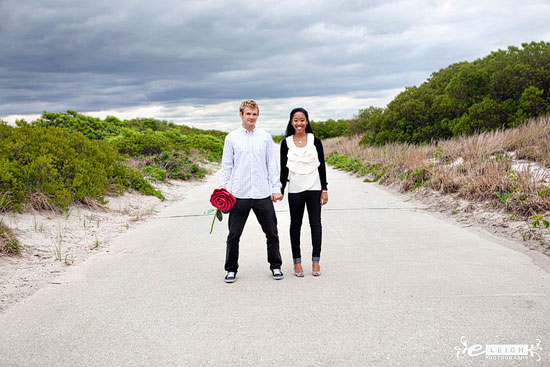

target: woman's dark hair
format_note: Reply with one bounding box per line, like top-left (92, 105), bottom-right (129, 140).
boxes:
top-left (285, 107), bottom-right (314, 137)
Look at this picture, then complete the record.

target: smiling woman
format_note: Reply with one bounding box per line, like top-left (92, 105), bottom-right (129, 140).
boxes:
top-left (279, 107), bottom-right (328, 277)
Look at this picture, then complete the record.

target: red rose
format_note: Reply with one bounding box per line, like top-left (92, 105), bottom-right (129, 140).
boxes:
top-left (208, 188), bottom-right (236, 234)
top-left (210, 188), bottom-right (236, 212)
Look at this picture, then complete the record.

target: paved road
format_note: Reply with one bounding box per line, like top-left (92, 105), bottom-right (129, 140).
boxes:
top-left (1, 166), bottom-right (549, 366)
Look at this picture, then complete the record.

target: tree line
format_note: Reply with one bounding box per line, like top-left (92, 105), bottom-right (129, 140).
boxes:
top-left (310, 41), bottom-right (550, 144)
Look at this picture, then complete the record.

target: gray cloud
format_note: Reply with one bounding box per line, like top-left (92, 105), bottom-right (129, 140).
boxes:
top-left (1, 0), bottom-right (549, 123)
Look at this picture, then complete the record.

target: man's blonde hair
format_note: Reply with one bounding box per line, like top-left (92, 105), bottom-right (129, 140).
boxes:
top-left (239, 100), bottom-right (259, 114)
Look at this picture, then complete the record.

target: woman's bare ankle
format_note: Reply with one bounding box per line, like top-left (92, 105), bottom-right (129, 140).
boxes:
top-left (312, 262), bottom-right (320, 272)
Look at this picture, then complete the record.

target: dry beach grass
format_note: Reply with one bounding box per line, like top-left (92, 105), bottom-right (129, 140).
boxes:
top-left (324, 116), bottom-right (550, 255)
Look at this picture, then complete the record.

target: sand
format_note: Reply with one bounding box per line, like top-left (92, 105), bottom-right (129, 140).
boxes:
top-left (0, 177), bottom-right (205, 313)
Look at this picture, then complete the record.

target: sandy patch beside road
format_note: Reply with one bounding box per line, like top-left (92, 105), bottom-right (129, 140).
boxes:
top-left (0, 178), bottom-right (206, 313)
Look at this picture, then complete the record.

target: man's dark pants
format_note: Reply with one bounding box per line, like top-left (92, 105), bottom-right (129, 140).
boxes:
top-left (225, 197), bottom-right (282, 272)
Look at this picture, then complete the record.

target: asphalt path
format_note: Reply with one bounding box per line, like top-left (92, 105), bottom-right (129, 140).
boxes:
top-left (1, 165), bottom-right (549, 366)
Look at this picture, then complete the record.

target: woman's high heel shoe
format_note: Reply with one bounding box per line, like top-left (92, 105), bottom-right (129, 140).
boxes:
top-left (312, 263), bottom-right (321, 276)
top-left (294, 264), bottom-right (304, 277)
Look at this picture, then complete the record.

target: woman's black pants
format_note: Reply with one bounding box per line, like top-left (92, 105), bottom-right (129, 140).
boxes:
top-left (288, 190), bottom-right (322, 263)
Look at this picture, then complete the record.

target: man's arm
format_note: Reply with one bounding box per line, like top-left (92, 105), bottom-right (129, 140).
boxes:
top-left (266, 136), bottom-right (282, 197)
top-left (218, 135), bottom-right (233, 189)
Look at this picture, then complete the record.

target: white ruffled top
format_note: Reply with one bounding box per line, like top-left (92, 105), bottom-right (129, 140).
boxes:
top-left (286, 133), bottom-right (321, 193)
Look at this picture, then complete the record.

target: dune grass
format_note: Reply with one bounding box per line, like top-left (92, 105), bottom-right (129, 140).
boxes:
top-left (324, 116), bottom-right (550, 219)
top-left (0, 218), bottom-right (20, 255)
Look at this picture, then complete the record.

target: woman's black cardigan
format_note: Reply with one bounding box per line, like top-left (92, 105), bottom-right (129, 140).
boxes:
top-left (279, 136), bottom-right (328, 195)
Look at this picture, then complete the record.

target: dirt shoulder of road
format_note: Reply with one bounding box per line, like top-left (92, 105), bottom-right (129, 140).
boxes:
top-left (0, 177), bottom-right (207, 313)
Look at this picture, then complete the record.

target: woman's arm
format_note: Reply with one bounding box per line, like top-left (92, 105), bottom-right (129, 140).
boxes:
top-left (279, 138), bottom-right (289, 195)
top-left (314, 137), bottom-right (328, 191)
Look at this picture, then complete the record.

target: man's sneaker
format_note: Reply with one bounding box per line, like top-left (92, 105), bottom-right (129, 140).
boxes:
top-left (271, 268), bottom-right (284, 280)
top-left (224, 271), bottom-right (236, 283)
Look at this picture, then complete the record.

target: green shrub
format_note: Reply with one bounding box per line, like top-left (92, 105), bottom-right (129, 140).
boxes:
top-left (142, 166), bottom-right (167, 181)
top-left (32, 111), bottom-right (227, 162)
top-left (0, 121), bottom-right (163, 211)
top-left (310, 119), bottom-right (349, 139)
top-left (34, 110), bottom-right (124, 140)
top-left (107, 127), bottom-right (224, 161)
top-left (110, 163), bottom-right (165, 200)
top-left (272, 135), bottom-right (285, 144)
top-left (141, 151), bottom-right (206, 180)
top-left (326, 152), bottom-right (386, 182)
top-left (181, 134), bottom-right (224, 162)
top-left (108, 128), bottom-right (173, 156)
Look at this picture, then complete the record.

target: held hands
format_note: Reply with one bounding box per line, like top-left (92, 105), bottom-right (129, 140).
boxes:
top-left (271, 193), bottom-right (283, 202)
top-left (320, 191), bottom-right (328, 206)
top-left (271, 192), bottom-right (326, 204)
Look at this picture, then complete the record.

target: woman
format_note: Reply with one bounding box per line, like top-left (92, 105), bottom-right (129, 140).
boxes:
top-left (280, 107), bottom-right (328, 277)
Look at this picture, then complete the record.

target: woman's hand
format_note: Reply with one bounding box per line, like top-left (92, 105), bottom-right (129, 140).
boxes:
top-left (320, 191), bottom-right (328, 206)
top-left (271, 193), bottom-right (283, 202)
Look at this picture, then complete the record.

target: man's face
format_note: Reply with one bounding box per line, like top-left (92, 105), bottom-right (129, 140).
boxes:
top-left (240, 107), bottom-right (259, 131)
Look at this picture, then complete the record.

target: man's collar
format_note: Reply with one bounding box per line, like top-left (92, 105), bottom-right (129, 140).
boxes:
top-left (240, 126), bottom-right (256, 134)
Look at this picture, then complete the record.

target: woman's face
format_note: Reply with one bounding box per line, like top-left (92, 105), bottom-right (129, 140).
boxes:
top-left (291, 112), bottom-right (308, 134)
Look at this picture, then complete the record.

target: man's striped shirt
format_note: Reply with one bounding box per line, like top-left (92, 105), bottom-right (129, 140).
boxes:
top-left (219, 126), bottom-right (281, 199)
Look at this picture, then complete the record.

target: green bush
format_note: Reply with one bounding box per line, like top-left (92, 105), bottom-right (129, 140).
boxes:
top-left (34, 110), bottom-right (124, 140)
top-left (310, 119), bottom-right (349, 139)
top-left (326, 152), bottom-right (386, 182)
top-left (142, 166), bottom-right (167, 181)
top-left (108, 129), bottom-right (224, 161)
top-left (110, 163), bottom-right (165, 200)
top-left (0, 121), bottom-right (163, 211)
top-left (140, 151), bottom-right (206, 180)
top-left (108, 128), bottom-right (173, 156)
top-left (272, 135), bottom-right (285, 144)
top-left (31, 111), bottom-right (227, 161)
top-left (181, 134), bottom-right (224, 162)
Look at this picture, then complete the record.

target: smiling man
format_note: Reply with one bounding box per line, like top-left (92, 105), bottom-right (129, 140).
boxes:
top-left (218, 100), bottom-right (284, 283)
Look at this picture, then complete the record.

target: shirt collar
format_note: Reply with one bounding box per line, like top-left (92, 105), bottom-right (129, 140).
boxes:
top-left (240, 126), bottom-right (256, 135)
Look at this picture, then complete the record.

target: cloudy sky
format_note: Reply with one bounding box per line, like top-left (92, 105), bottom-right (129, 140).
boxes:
top-left (1, 0), bottom-right (549, 133)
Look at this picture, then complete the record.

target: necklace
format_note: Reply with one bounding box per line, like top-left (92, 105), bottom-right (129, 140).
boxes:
top-left (294, 135), bottom-right (306, 145)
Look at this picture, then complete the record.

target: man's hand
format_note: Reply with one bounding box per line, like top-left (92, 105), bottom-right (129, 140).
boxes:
top-left (271, 193), bottom-right (283, 202)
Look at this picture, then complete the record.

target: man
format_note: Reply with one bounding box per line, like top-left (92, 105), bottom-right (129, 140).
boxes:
top-left (219, 100), bottom-right (284, 283)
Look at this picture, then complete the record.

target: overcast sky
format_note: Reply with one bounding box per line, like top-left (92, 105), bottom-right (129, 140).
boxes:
top-left (1, 0), bottom-right (549, 133)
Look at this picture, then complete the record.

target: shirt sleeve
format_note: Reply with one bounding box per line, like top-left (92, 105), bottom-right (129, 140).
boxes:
top-left (315, 137), bottom-right (328, 191)
top-left (267, 136), bottom-right (281, 194)
top-left (218, 134), bottom-right (233, 189)
top-left (279, 139), bottom-right (289, 195)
